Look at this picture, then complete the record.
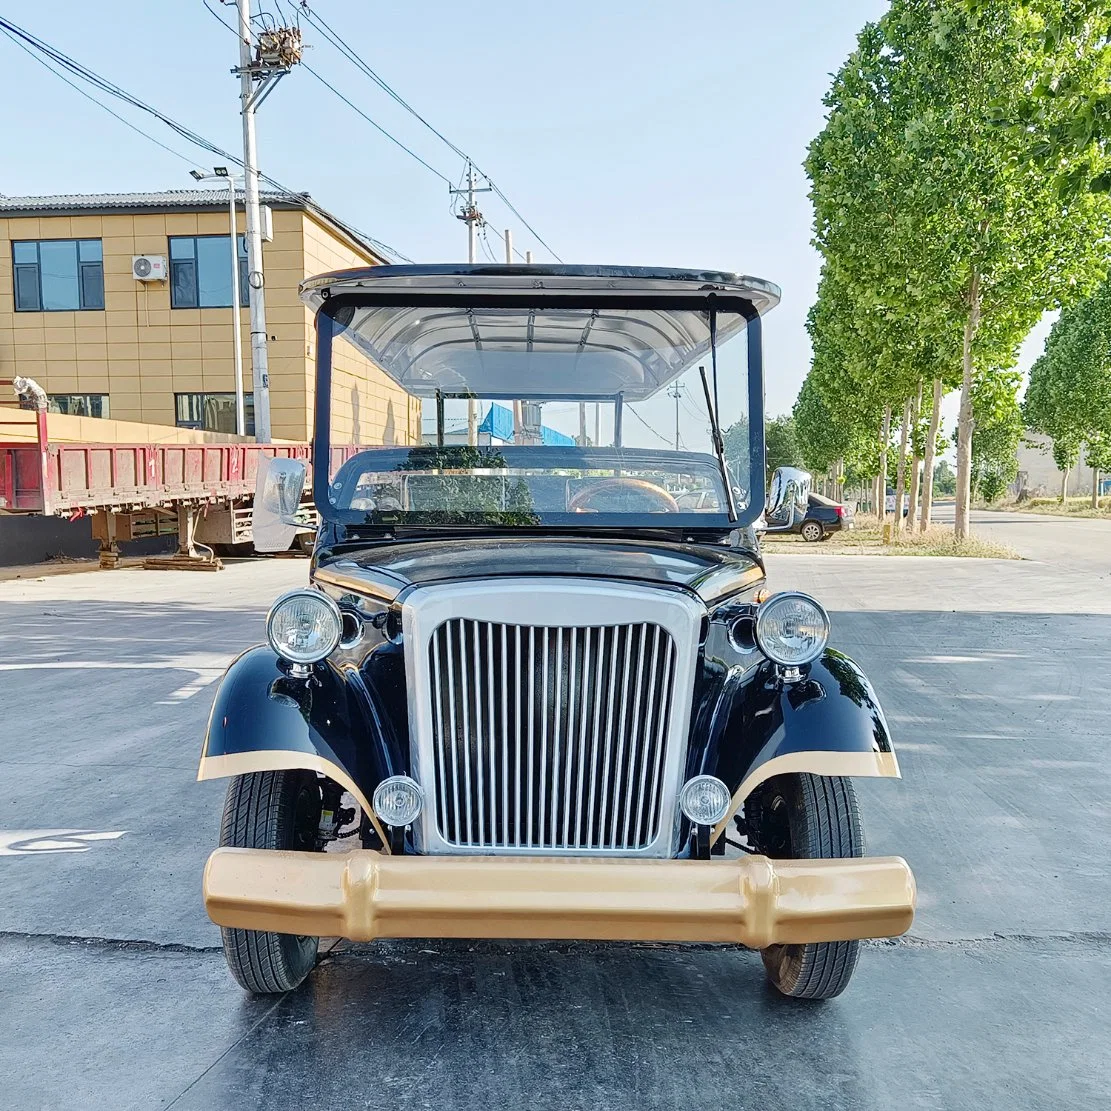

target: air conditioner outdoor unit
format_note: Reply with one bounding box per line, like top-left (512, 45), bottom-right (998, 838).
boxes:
top-left (132, 255), bottom-right (167, 282)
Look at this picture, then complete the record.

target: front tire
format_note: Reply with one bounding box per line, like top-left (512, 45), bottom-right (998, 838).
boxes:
top-left (218, 770), bottom-right (322, 993)
top-left (800, 520), bottom-right (824, 542)
top-left (747, 774), bottom-right (863, 1000)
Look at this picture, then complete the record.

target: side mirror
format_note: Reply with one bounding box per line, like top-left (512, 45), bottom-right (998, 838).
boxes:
top-left (762, 466), bottom-right (811, 533)
top-left (252, 457), bottom-right (308, 553)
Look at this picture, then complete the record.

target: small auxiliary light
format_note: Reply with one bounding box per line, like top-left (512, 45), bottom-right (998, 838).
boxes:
top-left (373, 776), bottom-right (424, 828)
top-left (678, 775), bottom-right (731, 827)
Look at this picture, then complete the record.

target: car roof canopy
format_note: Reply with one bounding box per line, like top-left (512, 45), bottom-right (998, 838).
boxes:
top-left (300, 264), bottom-right (781, 402)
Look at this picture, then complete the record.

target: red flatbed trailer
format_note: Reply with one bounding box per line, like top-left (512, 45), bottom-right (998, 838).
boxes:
top-left (0, 404), bottom-right (327, 568)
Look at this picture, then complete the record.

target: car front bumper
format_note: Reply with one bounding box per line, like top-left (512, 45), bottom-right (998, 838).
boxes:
top-left (203, 849), bottom-right (916, 948)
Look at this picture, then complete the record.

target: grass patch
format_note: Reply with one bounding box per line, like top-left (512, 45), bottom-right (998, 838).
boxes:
top-left (985, 496), bottom-right (1111, 519)
top-left (762, 519), bottom-right (1019, 559)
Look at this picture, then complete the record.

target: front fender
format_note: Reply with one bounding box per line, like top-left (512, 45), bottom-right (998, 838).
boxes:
top-left (707, 648), bottom-right (900, 843)
top-left (198, 645), bottom-right (399, 848)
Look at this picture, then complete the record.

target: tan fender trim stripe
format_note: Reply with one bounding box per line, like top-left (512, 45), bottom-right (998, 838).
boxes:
top-left (710, 749), bottom-right (901, 845)
top-left (198, 750), bottom-right (391, 853)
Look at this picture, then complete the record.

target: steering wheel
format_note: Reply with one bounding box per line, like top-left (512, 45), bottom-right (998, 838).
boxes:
top-left (567, 478), bottom-right (680, 513)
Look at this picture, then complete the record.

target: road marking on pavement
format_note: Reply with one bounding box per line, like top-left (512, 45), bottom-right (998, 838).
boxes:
top-left (0, 830), bottom-right (126, 856)
top-left (0, 655), bottom-right (227, 704)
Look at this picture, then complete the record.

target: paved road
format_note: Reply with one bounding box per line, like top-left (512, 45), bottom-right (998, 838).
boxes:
top-left (932, 502), bottom-right (1111, 578)
top-left (1, 551), bottom-right (1108, 1109)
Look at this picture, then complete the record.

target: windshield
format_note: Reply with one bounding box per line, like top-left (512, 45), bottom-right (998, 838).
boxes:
top-left (314, 292), bottom-right (764, 531)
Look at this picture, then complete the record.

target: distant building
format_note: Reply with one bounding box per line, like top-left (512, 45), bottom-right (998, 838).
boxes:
top-left (0, 190), bottom-right (420, 443)
top-left (1015, 433), bottom-right (1098, 497)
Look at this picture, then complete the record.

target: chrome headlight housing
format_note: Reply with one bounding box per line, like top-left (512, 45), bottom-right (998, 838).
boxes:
top-left (266, 589), bottom-right (342, 666)
top-left (755, 591), bottom-right (830, 667)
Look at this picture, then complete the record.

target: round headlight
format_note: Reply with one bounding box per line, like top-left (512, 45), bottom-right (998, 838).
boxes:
top-left (678, 775), bottom-right (731, 826)
top-left (755, 591), bottom-right (830, 667)
top-left (266, 589), bottom-right (342, 665)
top-left (373, 775), bottom-right (424, 827)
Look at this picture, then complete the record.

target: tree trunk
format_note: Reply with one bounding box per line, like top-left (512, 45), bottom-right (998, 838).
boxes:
top-left (1093, 468), bottom-right (1100, 510)
top-left (879, 405), bottom-right (891, 529)
top-left (1060, 466), bottom-right (1069, 503)
top-left (920, 377), bottom-right (943, 532)
top-left (906, 382), bottom-right (923, 532)
top-left (894, 397), bottom-right (911, 540)
top-left (836, 458), bottom-right (845, 504)
top-left (954, 271), bottom-right (981, 541)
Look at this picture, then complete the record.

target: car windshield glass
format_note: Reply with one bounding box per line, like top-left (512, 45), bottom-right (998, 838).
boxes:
top-left (328, 446), bottom-right (729, 526)
top-left (317, 296), bottom-right (762, 530)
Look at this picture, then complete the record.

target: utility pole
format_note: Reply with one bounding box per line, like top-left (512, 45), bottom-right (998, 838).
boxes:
top-left (450, 162), bottom-right (492, 444)
top-left (668, 382), bottom-right (685, 451)
top-left (189, 167), bottom-right (245, 434)
top-left (232, 0), bottom-right (301, 442)
top-left (504, 228), bottom-right (513, 264)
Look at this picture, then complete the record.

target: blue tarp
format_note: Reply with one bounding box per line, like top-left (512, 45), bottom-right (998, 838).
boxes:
top-left (478, 403), bottom-right (575, 446)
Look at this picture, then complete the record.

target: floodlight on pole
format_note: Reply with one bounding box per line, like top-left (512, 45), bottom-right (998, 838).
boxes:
top-left (190, 169), bottom-right (247, 437)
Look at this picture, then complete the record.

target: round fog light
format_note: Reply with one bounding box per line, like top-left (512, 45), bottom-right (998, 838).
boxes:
top-left (373, 775), bottom-right (424, 827)
top-left (679, 775), bottom-right (731, 826)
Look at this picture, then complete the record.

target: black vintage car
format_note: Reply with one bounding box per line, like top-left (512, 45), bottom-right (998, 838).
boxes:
top-left (199, 265), bottom-right (915, 1000)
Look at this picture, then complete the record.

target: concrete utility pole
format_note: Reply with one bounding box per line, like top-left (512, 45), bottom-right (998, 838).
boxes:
top-left (231, 0), bottom-right (300, 441)
top-left (237, 0), bottom-right (270, 442)
top-left (450, 162), bottom-right (492, 444)
top-left (668, 382), bottom-right (685, 451)
top-left (504, 228), bottom-right (513, 265)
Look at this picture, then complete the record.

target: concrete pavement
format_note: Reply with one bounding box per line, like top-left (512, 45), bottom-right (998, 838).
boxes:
top-left (1, 551), bottom-right (1108, 1109)
top-left (932, 502), bottom-right (1111, 577)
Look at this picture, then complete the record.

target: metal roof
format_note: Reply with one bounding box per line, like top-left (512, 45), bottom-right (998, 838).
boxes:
top-left (0, 190), bottom-right (389, 263)
top-left (301, 264), bottom-right (781, 315)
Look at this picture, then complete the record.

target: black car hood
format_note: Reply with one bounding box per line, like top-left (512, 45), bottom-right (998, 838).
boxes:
top-left (315, 537), bottom-right (763, 605)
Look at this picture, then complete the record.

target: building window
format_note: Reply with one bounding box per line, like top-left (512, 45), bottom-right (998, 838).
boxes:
top-left (13, 239), bottom-right (104, 312)
top-left (169, 236), bottom-right (249, 309)
top-left (48, 394), bottom-right (110, 418)
top-left (175, 392), bottom-right (255, 436)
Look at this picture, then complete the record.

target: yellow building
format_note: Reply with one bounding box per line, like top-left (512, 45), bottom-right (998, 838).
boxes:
top-left (0, 190), bottom-right (421, 444)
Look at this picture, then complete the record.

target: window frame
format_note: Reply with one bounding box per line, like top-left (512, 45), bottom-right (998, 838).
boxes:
top-left (169, 235), bottom-right (249, 310)
top-left (12, 239), bottom-right (104, 312)
top-left (174, 391), bottom-right (255, 436)
top-left (47, 393), bottom-right (110, 418)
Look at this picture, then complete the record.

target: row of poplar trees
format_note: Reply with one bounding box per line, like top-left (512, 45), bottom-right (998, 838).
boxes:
top-left (796, 0), bottom-right (1111, 536)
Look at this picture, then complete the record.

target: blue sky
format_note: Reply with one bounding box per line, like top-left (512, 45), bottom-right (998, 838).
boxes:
top-left (1, 0), bottom-right (1048, 443)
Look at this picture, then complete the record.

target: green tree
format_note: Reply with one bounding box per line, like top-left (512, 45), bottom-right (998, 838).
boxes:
top-left (933, 460), bottom-right (957, 496)
top-left (764, 415), bottom-right (803, 480)
top-left (1025, 276), bottom-right (1111, 501)
top-left (965, 369), bottom-right (1024, 502)
top-left (806, 1), bottom-right (1111, 541)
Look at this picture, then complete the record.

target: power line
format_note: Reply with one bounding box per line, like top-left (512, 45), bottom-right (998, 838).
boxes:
top-left (625, 405), bottom-right (673, 448)
top-left (0, 27), bottom-right (201, 170)
top-left (297, 1), bottom-right (563, 261)
top-left (301, 62), bottom-right (453, 184)
top-left (0, 13), bottom-right (412, 262)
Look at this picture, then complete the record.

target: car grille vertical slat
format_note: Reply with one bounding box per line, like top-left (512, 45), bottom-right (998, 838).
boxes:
top-left (427, 617), bottom-right (677, 852)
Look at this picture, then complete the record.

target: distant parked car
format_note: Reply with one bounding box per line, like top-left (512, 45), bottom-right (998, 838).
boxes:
top-left (885, 490), bottom-right (910, 518)
top-left (797, 493), bottom-right (854, 542)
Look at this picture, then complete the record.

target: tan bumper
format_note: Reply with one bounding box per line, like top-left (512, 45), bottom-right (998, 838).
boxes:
top-left (203, 850), bottom-right (916, 949)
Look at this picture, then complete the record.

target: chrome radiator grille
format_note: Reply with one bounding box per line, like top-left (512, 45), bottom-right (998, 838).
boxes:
top-left (426, 618), bottom-right (677, 852)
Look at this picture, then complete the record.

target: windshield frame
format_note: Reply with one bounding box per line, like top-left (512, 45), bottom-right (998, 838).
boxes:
top-left (312, 288), bottom-right (767, 531)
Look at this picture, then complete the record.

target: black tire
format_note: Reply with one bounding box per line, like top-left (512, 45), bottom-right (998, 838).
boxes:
top-left (218, 770), bottom-right (322, 994)
top-left (800, 520), bottom-right (824, 543)
top-left (747, 774), bottom-right (863, 1000)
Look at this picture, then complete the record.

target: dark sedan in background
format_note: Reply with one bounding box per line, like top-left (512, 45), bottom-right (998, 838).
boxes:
top-left (796, 493), bottom-right (854, 541)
